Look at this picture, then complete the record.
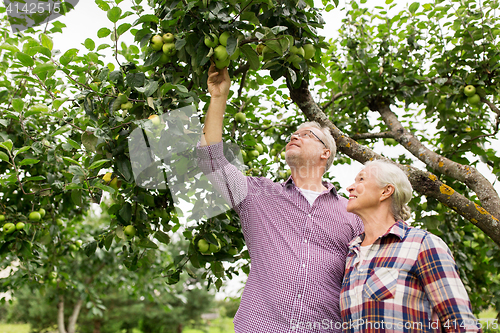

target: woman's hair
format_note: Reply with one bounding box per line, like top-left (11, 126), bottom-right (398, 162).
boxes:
top-left (363, 160), bottom-right (413, 221)
top-left (297, 121), bottom-right (337, 172)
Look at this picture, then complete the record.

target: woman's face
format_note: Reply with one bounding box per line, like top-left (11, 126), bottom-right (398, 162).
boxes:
top-left (346, 166), bottom-right (384, 215)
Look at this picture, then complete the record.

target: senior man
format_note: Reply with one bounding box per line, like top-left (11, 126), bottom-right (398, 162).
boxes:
top-left (197, 63), bottom-right (363, 333)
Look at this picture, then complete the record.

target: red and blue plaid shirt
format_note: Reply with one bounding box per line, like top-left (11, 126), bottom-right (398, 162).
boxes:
top-left (198, 141), bottom-right (363, 332)
top-left (340, 220), bottom-right (481, 332)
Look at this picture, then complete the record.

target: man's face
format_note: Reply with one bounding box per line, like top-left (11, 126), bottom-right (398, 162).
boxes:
top-left (285, 127), bottom-right (328, 170)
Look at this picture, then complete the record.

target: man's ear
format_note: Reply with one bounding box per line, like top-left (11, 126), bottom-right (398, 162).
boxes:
top-left (380, 184), bottom-right (395, 201)
top-left (321, 149), bottom-right (331, 160)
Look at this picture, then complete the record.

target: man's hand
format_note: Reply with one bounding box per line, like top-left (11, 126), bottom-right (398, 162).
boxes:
top-left (207, 62), bottom-right (230, 100)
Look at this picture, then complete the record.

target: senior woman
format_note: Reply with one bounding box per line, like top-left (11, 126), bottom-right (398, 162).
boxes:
top-left (340, 160), bottom-right (480, 332)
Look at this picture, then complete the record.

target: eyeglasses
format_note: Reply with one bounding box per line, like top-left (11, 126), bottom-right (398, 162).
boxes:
top-left (286, 130), bottom-right (327, 148)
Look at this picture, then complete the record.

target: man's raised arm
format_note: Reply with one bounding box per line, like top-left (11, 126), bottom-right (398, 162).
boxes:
top-left (200, 63), bottom-right (231, 146)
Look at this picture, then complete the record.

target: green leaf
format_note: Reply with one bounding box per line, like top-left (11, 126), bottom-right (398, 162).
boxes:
top-left (95, 0), bottom-right (110, 11)
top-left (14, 146), bottom-right (31, 157)
top-left (93, 181), bottom-right (115, 194)
top-left (62, 156), bottom-right (81, 166)
top-left (23, 176), bottom-right (45, 181)
top-left (53, 98), bottom-right (68, 111)
top-left (12, 98), bottom-right (24, 113)
top-left (81, 132), bottom-right (98, 152)
top-left (18, 158), bottom-right (40, 166)
top-left (135, 14), bottom-right (159, 24)
top-left (97, 28), bottom-right (111, 38)
top-left (84, 38), bottom-right (95, 51)
top-left (107, 7), bottom-right (122, 23)
top-left (40, 34), bottom-right (53, 51)
top-left (409, 2), bottom-right (420, 13)
top-left (71, 189), bottom-right (82, 206)
top-left (154, 231), bottom-right (171, 245)
top-left (119, 203), bottom-right (132, 223)
top-left (241, 45), bottom-right (260, 70)
top-left (51, 124), bottom-right (71, 136)
top-left (137, 238), bottom-right (159, 249)
top-left (84, 241), bottom-right (98, 257)
top-left (66, 139), bottom-right (81, 150)
top-left (26, 104), bottom-right (49, 116)
top-left (0, 151), bottom-right (9, 162)
top-left (16, 52), bottom-right (34, 67)
top-left (117, 23), bottom-right (132, 36)
top-left (89, 159), bottom-right (110, 170)
top-left (0, 140), bottom-right (13, 152)
top-left (60, 48), bottom-right (79, 66)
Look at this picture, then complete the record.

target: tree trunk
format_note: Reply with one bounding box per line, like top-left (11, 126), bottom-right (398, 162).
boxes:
top-left (177, 323), bottom-right (183, 333)
top-left (93, 319), bottom-right (102, 333)
top-left (58, 296), bottom-right (67, 333)
top-left (67, 299), bottom-right (83, 333)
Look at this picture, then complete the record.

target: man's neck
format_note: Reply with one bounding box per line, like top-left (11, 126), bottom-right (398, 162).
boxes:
top-left (291, 171), bottom-right (327, 193)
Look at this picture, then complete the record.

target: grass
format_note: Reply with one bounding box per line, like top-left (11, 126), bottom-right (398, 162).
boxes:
top-left (184, 317), bottom-right (235, 333)
top-left (0, 317), bottom-right (235, 333)
top-left (0, 323), bottom-right (30, 333)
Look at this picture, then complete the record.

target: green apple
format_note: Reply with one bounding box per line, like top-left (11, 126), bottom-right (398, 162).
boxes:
top-left (290, 45), bottom-right (305, 57)
top-left (215, 57), bottom-right (230, 69)
top-left (303, 44), bottom-right (315, 59)
top-left (124, 225), bottom-right (136, 237)
top-left (148, 114), bottom-right (161, 126)
top-left (209, 241), bottom-right (220, 253)
top-left (249, 150), bottom-right (260, 159)
top-left (159, 53), bottom-right (171, 64)
top-left (241, 150), bottom-right (247, 159)
top-left (75, 240), bottom-right (83, 248)
top-left (281, 151), bottom-right (286, 159)
top-left (16, 222), bottom-right (25, 230)
top-left (0, 215), bottom-right (4, 222)
top-left (235, 112), bottom-right (246, 123)
top-left (3, 223), bottom-right (15, 234)
top-left (219, 31), bottom-right (231, 46)
top-left (151, 35), bottom-right (164, 51)
top-left (69, 244), bottom-right (78, 251)
top-left (56, 218), bottom-right (63, 226)
top-left (121, 101), bottom-right (133, 110)
top-left (255, 143), bottom-right (264, 155)
top-left (162, 33), bottom-right (174, 43)
top-left (204, 33), bottom-right (218, 48)
top-left (228, 247), bottom-right (238, 256)
top-left (162, 43), bottom-right (176, 57)
top-left (214, 45), bottom-right (229, 62)
top-left (229, 47), bottom-right (240, 60)
top-left (197, 239), bottom-right (210, 253)
top-left (29, 211), bottom-right (41, 221)
top-left (256, 44), bottom-right (265, 55)
top-left (39, 208), bottom-right (46, 218)
top-left (286, 169), bottom-right (291, 177)
top-left (463, 85), bottom-right (476, 97)
top-left (50, 271), bottom-right (58, 279)
top-left (467, 94), bottom-right (481, 105)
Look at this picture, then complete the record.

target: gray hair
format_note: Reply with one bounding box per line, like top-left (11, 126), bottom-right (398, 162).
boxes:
top-left (297, 121), bottom-right (337, 172)
top-left (363, 160), bottom-right (413, 221)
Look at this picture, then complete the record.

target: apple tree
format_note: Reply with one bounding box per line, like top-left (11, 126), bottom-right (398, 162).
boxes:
top-left (0, 0), bottom-right (499, 317)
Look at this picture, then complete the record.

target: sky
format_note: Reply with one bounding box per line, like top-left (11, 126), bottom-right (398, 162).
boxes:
top-left (14, 0), bottom-right (500, 299)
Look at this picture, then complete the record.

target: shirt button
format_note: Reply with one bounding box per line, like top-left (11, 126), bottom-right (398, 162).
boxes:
top-left (297, 294), bottom-right (301, 299)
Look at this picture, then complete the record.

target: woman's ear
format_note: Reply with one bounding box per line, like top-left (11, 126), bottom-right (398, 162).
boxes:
top-left (321, 149), bottom-right (331, 160)
top-left (380, 184), bottom-right (395, 201)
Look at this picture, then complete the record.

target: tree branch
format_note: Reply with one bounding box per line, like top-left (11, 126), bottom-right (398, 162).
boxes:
top-left (288, 78), bottom-right (500, 247)
top-left (351, 131), bottom-right (393, 140)
top-left (376, 104), bottom-right (500, 220)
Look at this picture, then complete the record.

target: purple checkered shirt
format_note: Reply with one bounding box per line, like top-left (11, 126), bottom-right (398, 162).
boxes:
top-left (197, 141), bottom-right (364, 333)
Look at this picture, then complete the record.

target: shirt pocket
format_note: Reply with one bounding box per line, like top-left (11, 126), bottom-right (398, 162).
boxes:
top-left (363, 267), bottom-right (399, 301)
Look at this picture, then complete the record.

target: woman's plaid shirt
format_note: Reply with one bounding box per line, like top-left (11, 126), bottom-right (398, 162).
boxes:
top-left (340, 220), bottom-right (481, 332)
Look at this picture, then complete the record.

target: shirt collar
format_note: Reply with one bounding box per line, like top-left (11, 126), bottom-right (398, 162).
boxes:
top-left (284, 176), bottom-right (338, 197)
top-left (348, 219), bottom-right (408, 250)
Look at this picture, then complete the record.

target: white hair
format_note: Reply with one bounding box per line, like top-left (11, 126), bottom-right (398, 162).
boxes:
top-left (364, 160), bottom-right (413, 221)
top-left (297, 121), bottom-right (337, 172)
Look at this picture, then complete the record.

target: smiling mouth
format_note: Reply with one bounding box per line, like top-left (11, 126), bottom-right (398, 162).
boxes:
top-left (349, 196), bottom-right (357, 200)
